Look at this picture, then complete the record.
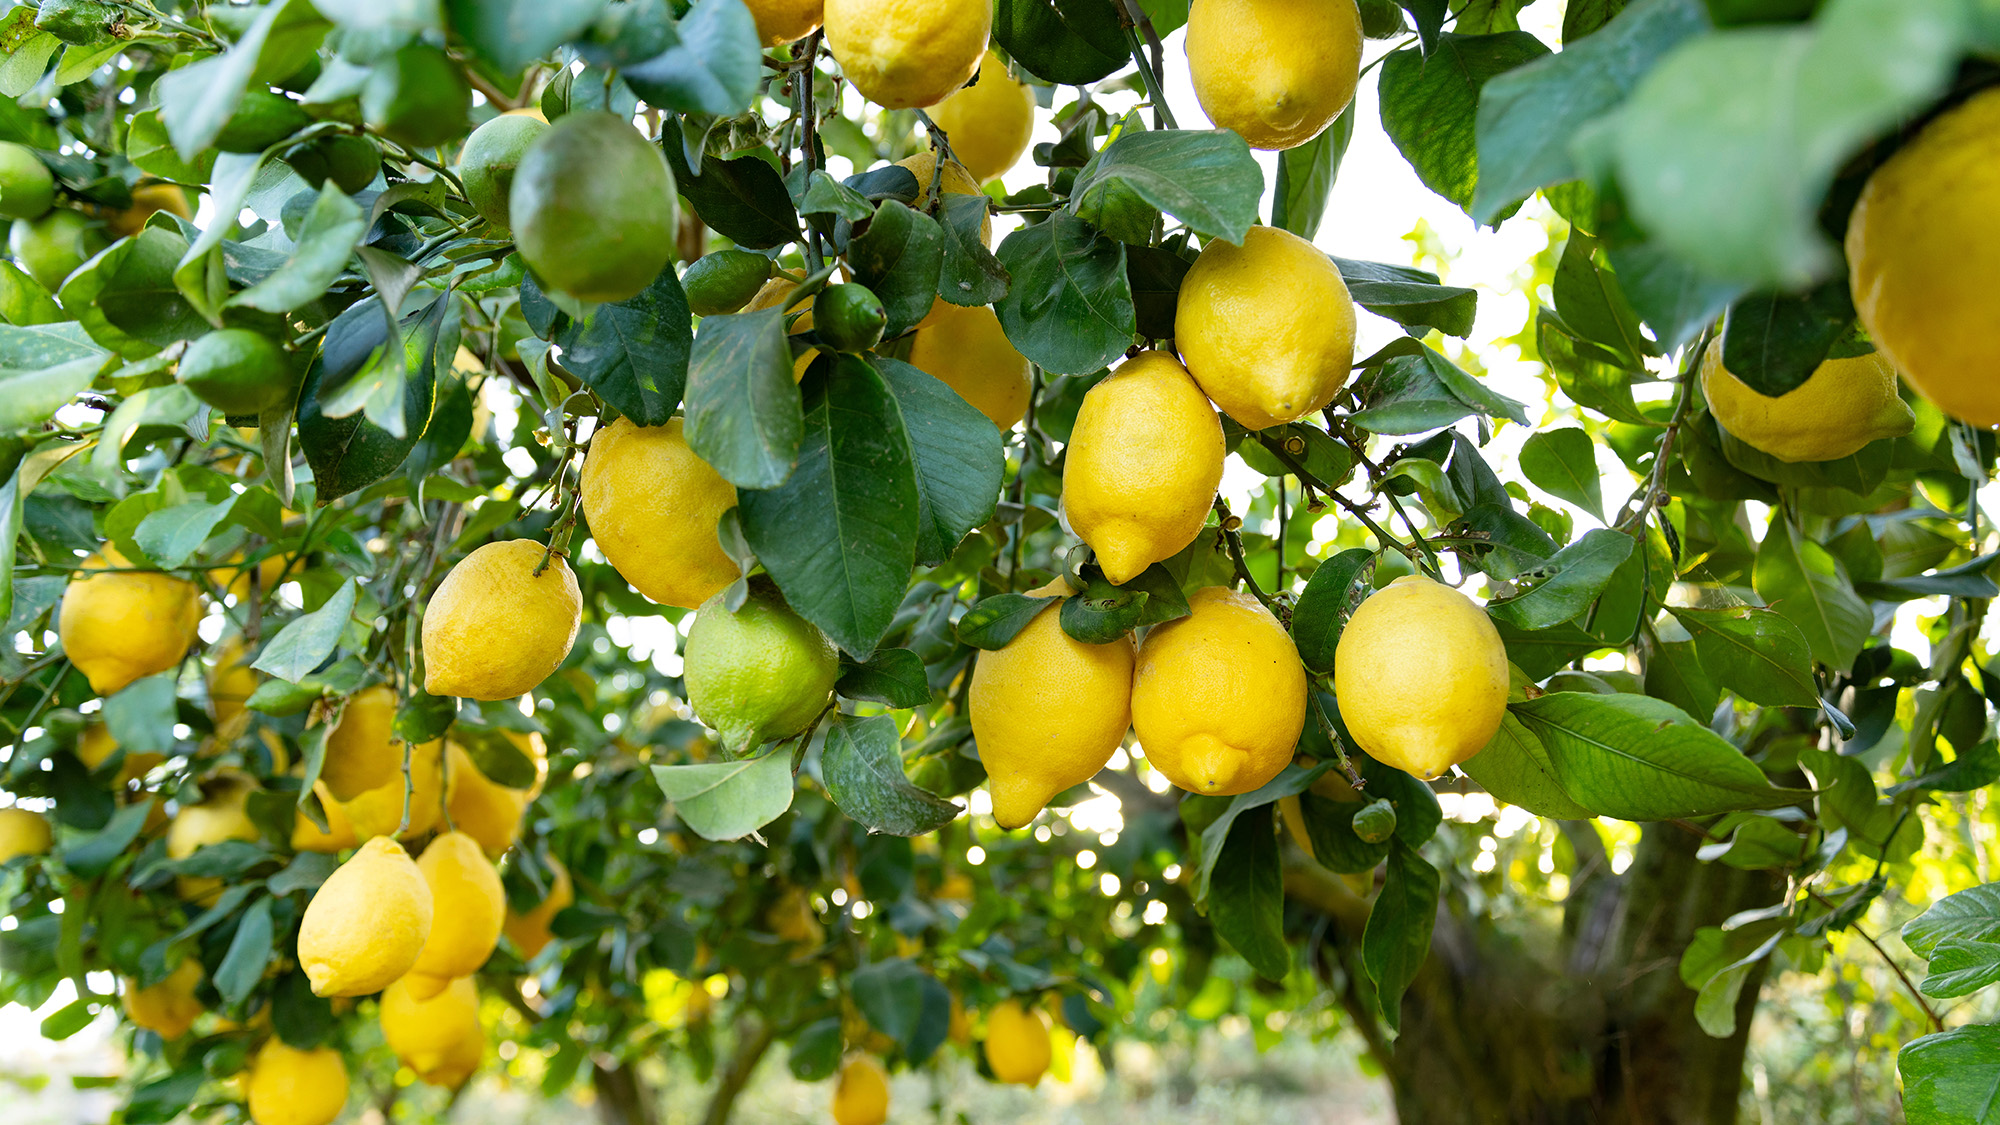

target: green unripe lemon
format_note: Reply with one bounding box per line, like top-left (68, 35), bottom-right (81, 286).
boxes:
top-left (459, 114), bottom-right (548, 228)
top-left (281, 135), bottom-right (381, 194)
top-left (214, 89), bottom-right (312, 154)
top-left (813, 283), bottom-right (887, 353)
top-left (683, 580), bottom-right (838, 754)
top-left (681, 250), bottom-right (774, 316)
top-left (9, 209), bottom-right (106, 291)
top-left (362, 44), bottom-right (471, 150)
top-left (1351, 798), bottom-right (1397, 844)
top-left (510, 111), bottom-right (677, 303)
top-left (0, 143), bottom-right (54, 221)
top-left (179, 329), bottom-right (292, 416)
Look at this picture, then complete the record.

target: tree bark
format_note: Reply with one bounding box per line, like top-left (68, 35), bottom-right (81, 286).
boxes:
top-left (591, 1059), bottom-right (658, 1125)
top-left (700, 1014), bottom-right (776, 1125)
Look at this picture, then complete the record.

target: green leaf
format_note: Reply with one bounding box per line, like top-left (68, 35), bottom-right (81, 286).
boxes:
top-left (788, 1018), bottom-right (842, 1081)
top-left (125, 1068), bottom-right (205, 1125)
top-left (936, 192), bottom-right (1010, 308)
top-left (993, 212), bottom-right (1135, 376)
top-left (1857, 553), bottom-right (2000, 602)
top-left (683, 307), bottom-right (803, 489)
top-left (650, 748), bottom-right (796, 841)
top-left (1696, 814), bottom-right (1808, 869)
top-left (133, 497), bottom-right (234, 571)
top-left (1718, 278), bottom-right (1855, 397)
top-left (847, 201), bottom-right (945, 338)
top-left (1486, 528), bottom-right (1634, 630)
top-left (1519, 428), bottom-right (1606, 519)
top-left (1207, 803), bottom-right (1290, 982)
top-left (1288, 547), bottom-right (1373, 674)
top-left (0, 12), bottom-right (60, 99)
top-left (994, 0), bottom-right (1130, 85)
top-left (623, 0), bottom-right (763, 117)
top-left (1898, 1024), bottom-right (2000, 1124)
top-left (1668, 605), bottom-right (1817, 707)
top-left (1362, 838), bottom-right (1439, 1030)
top-left (214, 895), bottom-right (274, 1006)
top-left (1678, 920), bottom-right (1784, 1037)
top-left (0, 322), bottom-right (109, 430)
top-left (850, 959), bottom-right (953, 1062)
top-left (1888, 742), bottom-right (2000, 797)
top-left (556, 267), bottom-right (690, 427)
top-left (1350, 352), bottom-right (1476, 435)
top-left (801, 170), bottom-right (876, 221)
top-left (1398, 0), bottom-right (1448, 51)
top-left (251, 578), bottom-right (357, 683)
top-left (1753, 519), bottom-right (1868, 672)
top-left (739, 356), bottom-right (920, 658)
top-left (1057, 563), bottom-right (1189, 643)
top-left (956, 593), bottom-right (1058, 650)
top-left (1552, 231), bottom-right (1653, 365)
top-left (1537, 309), bottom-right (1652, 425)
top-left (297, 295), bottom-right (443, 501)
top-left (1905, 883), bottom-right (2000, 960)
top-left (60, 228), bottom-right (202, 357)
top-left (661, 139), bottom-right (800, 250)
top-left (229, 182), bottom-right (366, 313)
top-left (1421, 344), bottom-right (1529, 425)
top-left (1458, 713), bottom-right (1596, 819)
top-left (875, 356), bottom-right (1004, 565)
top-left (1189, 763), bottom-right (1329, 902)
top-left (1071, 129), bottom-right (1264, 244)
top-left (836, 648), bottom-right (932, 709)
top-left (446, 0), bottom-right (608, 71)
top-left (156, 0), bottom-right (322, 159)
top-left (0, 260), bottom-right (64, 326)
top-left (58, 801), bottom-right (153, 879)
top-left (1378, 32), bottom-right (1552, 214)
top-left (1272, 105), bottom-right (1354, 241)
top-left (1508, 691), bottom-right (1811, 819)
top-left (821, 713), bottom-right (959, 836)
top-left (1920, 940), bottom-right (2000, 1000)
top-left (1333, 257), bottom-right (1477, 338)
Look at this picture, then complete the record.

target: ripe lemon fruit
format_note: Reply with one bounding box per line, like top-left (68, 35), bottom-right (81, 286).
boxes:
top-left (1333, 574), bottom-right (1508, 780)
top-left (907, 301), bottom-right (1029, 429)
top-left (380, 974), bottom-right (483, 1087)
top-left (319, 685), bottom-right (403, 801)
top-left (1186, 0), bottom-right (1363, 151)
top-left (0, 141), bottom-right (53, 220)
top-left (1130, 586), bottom-right (1307, 795)
top-left (340, 739), bottom-right (453, 841)
top-left (457, 113), bottom-right (547, 228)
top-left (0, 806), bottom-right (52, 863)
top-left (167, 777), bottom-right (259, 903)
top-left (59, 544), bottom-right (202, 696)
top-left (1846, 87), bottom-right (2000, 427)
top-left (404, 831), bottom-right (505, 998)
top-left (894, 150), bottom-right (992, 244)
top-left (9, 207), bottom-right (105, 291)
top-left (983, 999), bottom-right (1052, 1086)
top-left (580, 416), bottom-right (740, 610)
top-left (290, 782), bottom-right (357, 854)
top-left (77, 722), bottom-right (164, 787)
top-left (832, 1055), bottom-right (891, 1125)
top-left (123, 957), bottom-right (204, 1040)
top-left (179, 328), bottom-right (292, 416)
top-left (503, 856), bottom-right (572, 961)
top-left (245, 1040), bottom-right (348, 1125)
top-left (510, 110), bottom-right (676, 303)
top-left (928, 52), bottom-right (1035, 182)
top-left (1699, 341), bottom-right (1912, 463)
top-left (445, 737), bottom-right (540, 857)
top-left (422, 540), bottom-right (581, 700)
top-left (748, 0), bottom-right (823, 45)
top-left (824, 0), bottom-right (989, 109)
top-left (683, 581), bottom-right (839, 753)
top-left (208, 638), bottom-right (260, 729)
top-left (1063, 351), bottom-right (1225, 585)
top-left (1175, 225), bottom-right (1357, 431)
top-left (105, 182), bottom-right (191, 238)
top-left (297, 835), bottom-right (434, 997)
top-left (970, 577), bottom-right (1134, 829)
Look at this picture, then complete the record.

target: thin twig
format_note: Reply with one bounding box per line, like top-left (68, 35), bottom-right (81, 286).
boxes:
top-left (1616, 327), bottom-right (1711, 532)
top-left (1213, 496), bottom-right (1277, 615)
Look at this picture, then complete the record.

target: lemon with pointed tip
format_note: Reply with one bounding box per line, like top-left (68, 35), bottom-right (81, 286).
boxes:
top-left (1176, 225), bottom-right (1357, 431)
top-left (167, 778), bottom-right (260, 903)
top-left (907, 301), bottom-right (1029, 429)
top-left (683, 581), bottom-right (839, 753)
top-left (423, 539), bottom-right (581, 700)
top-left (983, 999), bottom-right (1052, 1086)
top-left (1334, 574), bottom-right (1507, 780)
top-left (0, 806), bottom-right (52, 863)
top-left (832, 1055), bottom-right (891, 1125)
top-left (1063, 352), bottom-right (1225, 585)
top-left (123, 957), bottom-right (204, 1039)
top-left (928, 52), bottom-right (1035, 182)
top-left (245, 1040), bottom-right (348, 1125)
top-left (297, 836), bottom-right (434, 997)
top-left (970, 577), bottom-right (1134, 829)
top-left (748, 0), bottom-right (823, 45)
top-left (1187, 0), bottom-right (1362, 151)
top-left (404, 831), bottom-right (504, 999)
top-left (290, 782), bottom-right (357, 854)
top-left (381, 974), bottom-right (483, 1086)
top-left (1130, 587), bottom-right (1306, 795)
top-left (580, 417), bottom-right (740, 610)
top-left (340, 739), bottom-right (453, 841)
top-left (1700, 341), bottom-right (1912, 463)
top-left (319, 684), bottom-right (403, 802)
top-left (59, 544), bottom-right (202, 696)
top-left (894, 150), bottom-right (993, 244)
top-left (503, 857), bottom-right (572, 961)
top-left (445, 738), bottom-right (539, 857)
top-left (824, 0), bottom-right (989, 109)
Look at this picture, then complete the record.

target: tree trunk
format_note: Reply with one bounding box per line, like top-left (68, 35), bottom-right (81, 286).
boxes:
top-left (701, 1014), bottom-right (776, 1125)
top-left (591, 1059), bottom-right (658, 1125)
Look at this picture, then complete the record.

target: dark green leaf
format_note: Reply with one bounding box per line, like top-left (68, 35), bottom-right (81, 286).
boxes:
top-left (1601, 242), bottom-right (1745, 353)
top-left (956, 593), bottom-right (1058, 650)
top-left (788, 1017), bottom-right (843, 1080)
top-left (1057, 563), bottom-right (1189, 643)
top-left (58, 801), bottom-right (152, 878)
top-left (875, 356), bottom-right (1004, 565)
top-left (297, 295), bottom-right (444, 501)
top-left (936, 193), bottom-right (1010, 308)
top-left (1519, 427), bottom-right (1606, 519)
top-left (556, 267), bottom-right (690, 427)
top-left (1669, 605), bottom-right (1817, 707)
top-left (1378, 32), bottom-right (1551, 214)
top-left (1272, 104), bottom-right (1354, 241)
top-left (1288, 547), bottom-right (1373, 674)
top-left (621, 0), bottom-right (762, 117)
top-left (848, 201), bottom-right (945, 338)
top-left (1552, 231), bottom-right (1653, 365)
top-left (1537, 308), bottom-right (1652, 425)
top-left (1753, 519), bottom-right (1867, 672)
top-left (1905, 883), bottom-right (2000, 959)
top-left (994, 0), bottom-right (1130, 85)
top-left (1071, 129), bottom-right (1264, 244)
top-left (251, 578), bottom-right (356, 683)
top-left (214, 895), bottom-right (274, 1005)
top-left (1899, 1024), bottom-right (2000, 1124)
top-left (662, 139), bottom-right (800, 249)
top-left (1362, 838), bottom-right (1439, 1030)
top-left (800, 170), bottom-right (876, 221)
top-left (836, 648), bottom-right (932, 709)
top-left (446, 0), bottom-right (608, 71)
top-left (64, 227), bottom-right (205, 354)
top-left (1458, 714), bottom-right (1596, 819)
top-left (1719, 278), bottom-right (1855, 397)
top-left (230, 182), bottom-right (366, 313)
top-left (1333, 257), bottom-right (1477, 338)
top-left (1207, 803), bottom-right (1289, 982)
top-left (1125, 243), bottom-right (1192, 340)
top-left (1919, 940), bottom-right (2000, 999)
top-left (993, 212), bottom-right (1135, 376)
top-left (683, 307), bottom-right (803, 489)
top-left (1486, 528), bottom-right (1634, 630)
top-left (821, 713), bottom-right (959, 836)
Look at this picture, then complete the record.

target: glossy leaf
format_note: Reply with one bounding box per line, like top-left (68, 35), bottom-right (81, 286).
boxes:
top-left (821, 713), bottom-right (959, 836)
top-left (650, 749), bottom-right (796, 841)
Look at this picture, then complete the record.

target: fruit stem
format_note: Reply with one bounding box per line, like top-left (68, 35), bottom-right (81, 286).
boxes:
top-left (792, 32), bottom-right (828, 273)
top-left (1616, 326), bottom-right (1710, 534)
top-left (1211, 496), bottom-right (1280, 617)
top-left (911, 110), bottom-right (959, 215)
top-left (1307, 689), bottom-right (1365, 790)
top-left (1113, 0), bottom-right (1178, 131)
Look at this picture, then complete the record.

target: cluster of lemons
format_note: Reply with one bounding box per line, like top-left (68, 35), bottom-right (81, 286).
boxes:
top-left (829, 998), bottom-right (1056, 1125)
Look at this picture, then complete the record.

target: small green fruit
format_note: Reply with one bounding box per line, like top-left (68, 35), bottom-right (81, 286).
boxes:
top-left (510, 111), bottom-right (677, 303)
top-left (179, 329), bottom-right (292, 416)
top-left (0, 143), bottom-right (54, 221)
top-left (1351, 798), bottom-right (1397, 844)
top-left (458, 114), bottom-right (548, 228)
top-left (683, 580), bottom-right (839, 754)
top-left (214, 90), bottom-right (313, 154)
top-left (813, 284), bottom-right (888, 353)
top-left (9, 209), bottom-right (107, 292)
top-left (281, 136), bottom-right (381, 194)
top-left (681, 250), bottom-right (775, 316)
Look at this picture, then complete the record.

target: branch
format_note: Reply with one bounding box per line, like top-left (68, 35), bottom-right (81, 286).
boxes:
top-left (701, 1013), bottom-right (775, 1125)
top-left (1615, 326), bottom-right (1710, 533)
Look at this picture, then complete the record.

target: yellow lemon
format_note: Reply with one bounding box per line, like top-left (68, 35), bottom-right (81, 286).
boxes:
top-left (122, 957), bottom-right (204, 1040)
top-left (290, 782), bottom-right (357, 854)
top-left (1176, 225), bottom-right (1356, 431)
top-left (683, 581), bottom-right (840, 753)
top-left (59, 545), bottom-right (202, 696)
top-left (404, 831), bottom-right (505, 997)
top-left (1699, 341), bottom-right (1913, 463)
top-left (0, 806), bottom-right (51, 863)
top-left (927, 51), bottom-right (1035, 182)
top-left (208, 637), bottom-right (260, 730)
top-left (748, 0), bottom-right (823, 45)
top-left (579, 416), bottom-right (740, 610)
top-left (445, 740), bottom-right (534, 857)
top-left (970, 577), bottom-right (1134, 829)
top-left (167, 777), bottom-right (260, 904)
top-left (340, 739), bottom-right (452, 841)
top-left (1186, 0), bottom-right (1362, 151)
top-left (380, 974), bottom-right (483, 1086)
top-left (297, 836), bottom-right (434, 997)
top-left (1062, 351), bottom-right (1224, 585)
top-left (1847, 88), bottom-right (2000, 427)
top-left (104, 182), bottom-right (193, 238)
top-left (894, 150), bottom-right (992, 244)
top-left (76, 723), bottom-right (164, 788)
top-left (318, 685), bottom-right (403, 802)
top-left (422, 539), bottom-right (581, 700)
top-left (1130, 587), bottom-right (1306, 795)
top-left (824, 0), bottom-right (989, 109)
top-left (832, 1055), bottom-right (891, 1125)
top-left (245, 1040), bottom-right (348, 1125)
top-left (983, 999), bottom-right (1051, 1086)
top-left (503, 856), bottom-right (572, 961)
top-left (1333, 574), bottom-right (1507, 780)
top-left (907, 301), bottom-right (1029, 429)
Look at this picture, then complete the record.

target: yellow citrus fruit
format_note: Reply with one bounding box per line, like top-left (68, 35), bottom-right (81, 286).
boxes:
top-left (380, 973), bottom-right (483, 1087)
top-left (1699, 341), bottom-right (1912, 463)
top-left (404, 831), bottom-right (504, 997)
top-left (832, 1055), bottom-right (891, 1125)
top-left (907, 301), bottom-right (1029, 429)
top-left (219, 550), bottom-right (288, 603)
top-left (1062, 351), bottom-right (1225, 585)
top-left (290, 782), bottom-right (357, 854)
top-left (423, 540), bottom-right (581, 700)
top-left (970, 577), bottom-right (1134, 829)
top-left (319, 685), bottom-right (403, 802)
top-left (1333, 574), bottom-right (1508, 780)
top-left (683, 582), bottom-right (839, 753)
top-left (748, 0), bottom-right (823, 45)
top-left (105, 182), bottom-right (192, 238)
top-left (1846, 87), bottom-right (2000, 427)
top-left (1176, 225), bottom-right (1357, 431)
top-left (77, 723), bottom-right (164, 788)
top-left (894, 150), bottom-right (993, 244)
top-left (580, 416), bottom-right (740, 610)
top-left (1186, 0), bottom-right (1363, 151)
top-left (1130, 586), bottom-right (1307, 795)
top-left (824, 0), bottom-right (989, 109)
top-left (927, 52), bottom-right (1035, 182)
top-left (983, 999), bottom-right (1051, 1086)
top-left (123, 957), bottom-right (204, 1040)
top-left (59, 544), bottom-right (202, 696)
top-left (297, 836), bottom-right (434, 997)
top-left (0, 806), bottom-right (52, 863)
top-left (340, 739), bottom-right (453, 841)
top-left (445, 738), bottom-right (538, 857)
top-left (208, 637), bottom-right (260, 730)
top-left (167, 777), bottom-right (260, 904)
top-left (503, 856), bottom-right (572, 961)
top-left (246, 1040), bottom-right (348, 1125)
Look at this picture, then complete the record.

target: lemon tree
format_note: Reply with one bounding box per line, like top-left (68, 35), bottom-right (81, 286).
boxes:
top-left (0, 2), bottom-right (1998, 1124)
